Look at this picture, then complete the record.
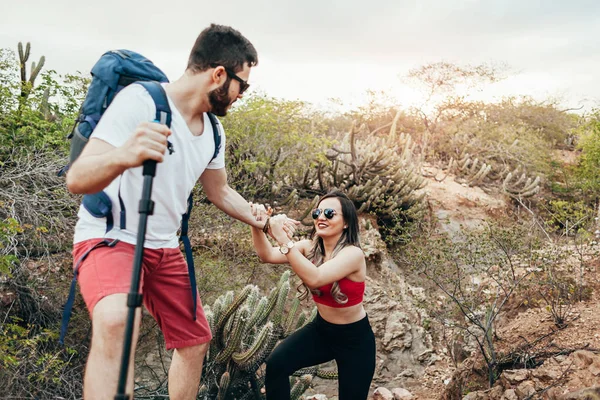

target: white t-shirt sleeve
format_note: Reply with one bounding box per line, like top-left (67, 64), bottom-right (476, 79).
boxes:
top-left (206, 125), bottom-right (226, 170)
top-left (91, 84), bottom-right (155, 148)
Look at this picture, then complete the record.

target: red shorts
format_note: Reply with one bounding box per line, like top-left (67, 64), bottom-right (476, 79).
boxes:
top-left (73, 239), bottom-right (212, 350)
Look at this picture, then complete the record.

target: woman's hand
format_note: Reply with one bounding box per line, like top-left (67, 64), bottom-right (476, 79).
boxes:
top-left (269, 214), bottom-right (296, 244)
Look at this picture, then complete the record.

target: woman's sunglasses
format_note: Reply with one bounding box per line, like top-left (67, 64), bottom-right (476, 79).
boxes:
top-left (312, 208), bottom-right (337, 220)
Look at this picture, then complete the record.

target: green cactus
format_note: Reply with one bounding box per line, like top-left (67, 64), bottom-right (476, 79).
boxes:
top-left (450, 153), bottom-right (493, 186)
top-left (232, 321), bottom-right (274, 370)
top-left (215, 306), bottom-right (249, 363)
top-left (216, 372), bottom-right (230, 400)
top-left (284, 297), bottom-right (300, 335)
top-left (29, 56), bottom-right (45, 85)
top-left (290, 374), bottom-right (312, 400)
top-left (215, 286), bottom-right (252, 338)
top-left (294, 366), bottom-right (338, 380)
top-left (198, 384), bottom-right (209, 397)
top-left (446, 152), bottom-right (541, 199)
top-left (246, 296), bottom-right (269, 332)
top-left (199, 272), bottom-right (318, 399)
top-left (288, 121), bottom-right (426, 231)
top-left (502, 169), bottom-right (541, 198)
top-left (271, 280), bottom-right (290, 329)
top-left (316, 368), bottom-right (339, 380)
top-left (298, 195), bottom-right (320, 226)
top-left (17, 41), bottom-right (45, 101)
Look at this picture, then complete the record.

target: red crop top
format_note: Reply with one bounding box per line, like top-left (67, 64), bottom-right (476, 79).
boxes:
top-left (312, 278), bottom-right (365, 308)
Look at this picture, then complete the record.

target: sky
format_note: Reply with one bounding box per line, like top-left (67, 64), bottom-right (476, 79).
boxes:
top-left (1, 0), bottom-right (599, 112)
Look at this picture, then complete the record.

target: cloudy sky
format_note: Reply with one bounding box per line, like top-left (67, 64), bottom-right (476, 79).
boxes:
top-left (1, 0), bottom-right (599, 110)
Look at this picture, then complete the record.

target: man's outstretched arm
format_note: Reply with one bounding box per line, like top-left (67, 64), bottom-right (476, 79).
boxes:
top-left (199, 167), bottom-right (266, 230)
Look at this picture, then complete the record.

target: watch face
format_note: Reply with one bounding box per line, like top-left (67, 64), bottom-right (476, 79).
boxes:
top-left (280, 245), bottom-right (289, 254)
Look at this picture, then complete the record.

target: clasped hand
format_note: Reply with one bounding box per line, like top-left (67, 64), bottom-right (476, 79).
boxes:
top-left (249, 202), bottom-right (298, 242)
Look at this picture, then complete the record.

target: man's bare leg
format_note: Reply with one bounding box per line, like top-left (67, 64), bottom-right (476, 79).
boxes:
top-left (83, 294), bottom-right (141, 400)
top-left (168, 343), bottom-right (209, 400)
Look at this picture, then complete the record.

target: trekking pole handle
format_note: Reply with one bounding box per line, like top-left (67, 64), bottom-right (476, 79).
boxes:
top-left (141, 119), bottom-right (162, 177)
top-left (142, 160), bottom-right (157, 177)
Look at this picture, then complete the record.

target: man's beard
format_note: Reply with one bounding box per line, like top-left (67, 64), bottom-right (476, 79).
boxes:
top-left (208, 79), bottom-right (233, 117)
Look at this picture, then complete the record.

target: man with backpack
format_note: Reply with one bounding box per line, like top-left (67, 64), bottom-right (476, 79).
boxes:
top-left (64, 24), bottom-right (291, 400)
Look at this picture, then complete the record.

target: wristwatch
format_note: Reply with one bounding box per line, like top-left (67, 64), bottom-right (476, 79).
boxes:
top-left (279, 240), bottom-right (295, 255)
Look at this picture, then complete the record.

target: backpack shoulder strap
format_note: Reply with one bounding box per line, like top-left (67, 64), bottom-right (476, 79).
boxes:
top-left (206, 112), bottom-right (222, 161)
top-left (178, 114), bottom-right (221, 321)
top-left (138, 80), bottom-right (201, 321)
top-left (136, 81), bottom-right (172, 128)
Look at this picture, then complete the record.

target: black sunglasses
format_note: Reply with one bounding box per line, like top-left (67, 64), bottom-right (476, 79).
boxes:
top-left (312, 208), bottom-right (337, 220)
top-left (224, 67), bottom-right (250, 94)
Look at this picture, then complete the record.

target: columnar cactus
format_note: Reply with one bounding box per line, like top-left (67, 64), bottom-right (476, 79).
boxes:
top-left (199, 271), bottom-right (318, 399)
top-left (447, 152), bottom-right (541, 198)
top-left (292, 122), bottom-right (427, 226)
top-left (502, 168), bottom-right (541, 198)
top-left (449, 153), bottom-right (493, 186)
top-left (17, 41), bottom-right (45, 100)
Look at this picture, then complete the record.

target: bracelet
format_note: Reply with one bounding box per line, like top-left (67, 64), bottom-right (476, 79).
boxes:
top-left (262, 217), bottom-right (271, 234)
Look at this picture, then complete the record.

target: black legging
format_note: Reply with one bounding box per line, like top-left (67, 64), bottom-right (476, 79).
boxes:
top-left (265, 312), bottom-right (376, 400)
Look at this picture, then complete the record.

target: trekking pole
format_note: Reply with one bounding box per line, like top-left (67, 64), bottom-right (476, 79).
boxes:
top-left (114, 159), bottom-right (157, 400)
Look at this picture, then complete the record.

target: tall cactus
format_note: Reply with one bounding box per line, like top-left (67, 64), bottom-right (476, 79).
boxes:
top-left (199, 272), bottom-right (317, 399)
top-left (288, 123), bottom-right (427, 227)
top-left (17, 41), bottom-right (45, 101)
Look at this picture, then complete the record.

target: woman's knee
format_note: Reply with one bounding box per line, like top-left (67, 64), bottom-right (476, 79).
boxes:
top-left (265, 350), bottom-right (289, 376)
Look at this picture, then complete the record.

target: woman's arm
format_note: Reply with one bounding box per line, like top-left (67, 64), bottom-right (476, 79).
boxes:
top-left (284, 245), bottom-right (364, 288)
top-left (251, 227), bottom-right (310, 264)
top-left (269, 218), bottom-right (364, 288)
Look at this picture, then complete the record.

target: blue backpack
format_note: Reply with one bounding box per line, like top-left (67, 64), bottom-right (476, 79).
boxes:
top-left (59, 50), bottom-right (221, 344)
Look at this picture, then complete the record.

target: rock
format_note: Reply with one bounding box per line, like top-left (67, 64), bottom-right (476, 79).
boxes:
top-left (568, 350), bottom-right (600, 377)
top-left (305, 395), bottom-right (328, 400)
top-left (382, 312), bottom-right (413, 350)
top-left (501, 389), bottom-right (518, 400)
top-left (462, 390), bottom-right (492, 400)
top-left (588, 355), bottom-right (600, 377)
top-left (462, 393), bottom-right (484, 400)
top-left (573, 351), bottom-right (598, 369)
top-left (396, 369), bottom-right (415, 378)
top-left (589, 362), bottom-right (600, 377)
top-left (417, 349), bottom-right (441, 365)
top-left (531, 365), bottom-right (563, 381)
top-left (500, 369), bottom-right (530, 386)
top-left (418, 349), bottom-right (434, 361)
top-left (391, 387), bottom-right (414, 399)
top-left (489, 386), bottom-right (504, 398)
top-left (560, 386), bottom-right (600, 399)
top-left (372, 387), bottom-right (394, 400)
top-left (515, 381), bottom-right (536, 397)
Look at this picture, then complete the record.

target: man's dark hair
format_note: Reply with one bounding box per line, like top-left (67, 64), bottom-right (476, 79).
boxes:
top-left (187, 24), bottom-right (258, 73)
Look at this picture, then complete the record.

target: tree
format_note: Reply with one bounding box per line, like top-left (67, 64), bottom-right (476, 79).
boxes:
top-left (403, 222), bottom-right (539, 387)
top-left (404, 61), bottom-right (505, 155)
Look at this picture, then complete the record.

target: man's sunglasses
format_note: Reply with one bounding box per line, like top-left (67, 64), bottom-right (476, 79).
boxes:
top-left (312, 208), bottom-right (337, 220)
top-left (224, 67), bottom-right (250, 94)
